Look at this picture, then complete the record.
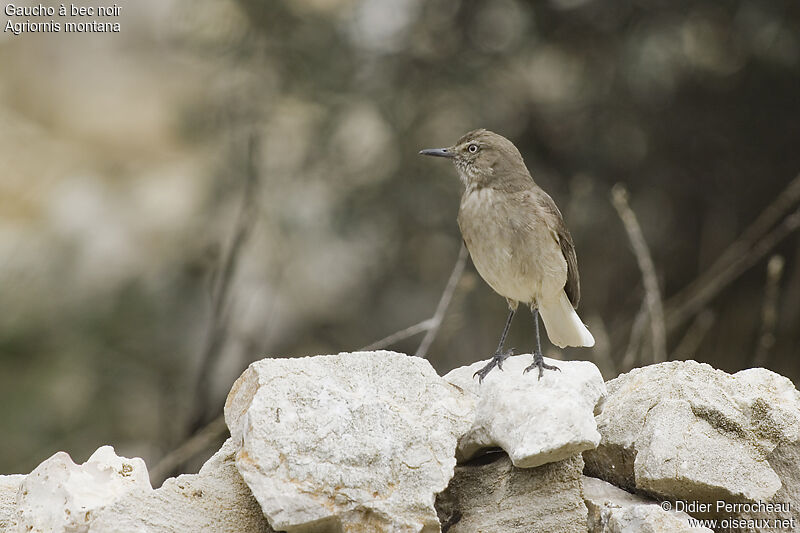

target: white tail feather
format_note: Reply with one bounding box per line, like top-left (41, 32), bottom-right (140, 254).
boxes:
top-left (539, 290), bottom-right (595, 348)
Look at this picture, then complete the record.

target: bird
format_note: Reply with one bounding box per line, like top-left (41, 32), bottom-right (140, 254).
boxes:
top-left (419, 129), bottom-right (594, 382)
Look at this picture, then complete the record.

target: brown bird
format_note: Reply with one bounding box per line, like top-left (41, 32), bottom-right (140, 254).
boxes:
top-left (420, 129), bottom-right (594, 382)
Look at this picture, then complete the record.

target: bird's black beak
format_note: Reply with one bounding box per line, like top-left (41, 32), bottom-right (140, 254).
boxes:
top-left (419, 147), bottom-right (454, 158)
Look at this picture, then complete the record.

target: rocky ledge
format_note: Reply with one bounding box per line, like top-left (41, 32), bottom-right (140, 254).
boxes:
top-left (2, 351), bottom-right (798, 532)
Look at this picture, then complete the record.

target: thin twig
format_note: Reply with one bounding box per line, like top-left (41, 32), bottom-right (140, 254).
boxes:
top-left (666, 174), bottom-right (800, 328)
top-left (664, 208), bottom-right (800, 330)
top-left (669, 309), bottom-right (715, 361)
top-left (752, 255), bottom-right (785, 368)
top-left (358, 245), bottom-right (469, 355)
top-left (734, 174), bottom-right (800, 250)
top-left (621, 298), bottom-right (649, 371)
top-left (612, 184), bottom-right (667, 364)
top-left (359, 319), bottom-right (434, 351)
top-left (588, 316), bottom-right (617, 379)
top-left (416, 244), bottom-right (469, 358)
top-left (188, 132), bottom-right (261, 434)
top-left (150, 415), bottom-right (228, 486)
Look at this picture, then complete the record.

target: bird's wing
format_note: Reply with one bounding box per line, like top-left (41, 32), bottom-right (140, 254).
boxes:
top-left (540, 193), bottom-right (581, 309)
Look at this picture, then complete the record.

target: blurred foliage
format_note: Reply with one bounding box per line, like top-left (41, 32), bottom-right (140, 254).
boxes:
top-left (1, 0), bottom-right (799, 474)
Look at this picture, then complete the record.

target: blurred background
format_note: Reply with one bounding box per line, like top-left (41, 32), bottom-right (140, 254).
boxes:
top-left (1, 0), bottom-right (799, 479)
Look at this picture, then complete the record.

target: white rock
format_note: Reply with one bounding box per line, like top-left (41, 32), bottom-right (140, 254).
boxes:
top-left (89, 438), bottom-right (274, 533)
top-left (584, 361), bottom-right (800, 508)
top-left (1, 475), bottom-right (25, 531)
top-left (444, 354), bottom-right (606, 468)
top-left (634, 399), bottom-right (780, 501)
top-left (436, 452), bottom-right (588, 533)
top-left (224, 351), bottom-right (476, 533)
top-left (15, 446), bottom-right (151, 533)
top-left (583, 475), bottom-right (712, 532)
top-left (736, 440), bottom-right (800, 527)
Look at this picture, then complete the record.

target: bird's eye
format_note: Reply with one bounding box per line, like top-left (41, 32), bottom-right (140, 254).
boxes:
top-left (468, 144), bottom-right (479, 153)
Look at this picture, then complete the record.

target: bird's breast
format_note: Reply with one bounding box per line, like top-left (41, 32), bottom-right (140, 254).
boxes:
top-left (457, 187), bottom-right (567, 305)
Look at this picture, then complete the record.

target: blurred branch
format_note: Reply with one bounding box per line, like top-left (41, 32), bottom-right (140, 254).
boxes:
top-left (752, 255), bottom-right (785, 368)
top-left (665, 175), bottom-right (800, 330)
top-left (150, 416), bottom-right (228, 486)
top-left (188, 132), bottom-right (261, 434)
top-left (360, 319), bottom-right (433, 351)
top-left (707, 175), bottom-right (800, 280)
top-left (416, 244), bottom-right (469, 359)
top-left (589, 316), bottom-right (617, 379)
top-left (664, 207), bottom-right (800, 330)
top-left (612, 184), bottom-right (667, 364)
top-left (621, 298), bottom-right (648, 371)
top-left (360, 244), bottom-right (469, 358)
top-left (669, 309), bottom-right (716, 361)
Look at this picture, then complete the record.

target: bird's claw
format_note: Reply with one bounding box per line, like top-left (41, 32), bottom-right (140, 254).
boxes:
top-left (496, 348), bottom-right (514, 370)
top-left (473, 348), bottom-right (514, 383)
top-left (523, 352), bottom-right (560, 380)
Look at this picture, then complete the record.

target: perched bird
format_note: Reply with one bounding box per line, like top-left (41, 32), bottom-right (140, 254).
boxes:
top-left (420, 129), bottom-right (594, 381)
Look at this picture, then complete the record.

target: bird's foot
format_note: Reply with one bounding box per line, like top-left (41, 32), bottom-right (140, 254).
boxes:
top-left (523, 351), bottom-right (560, 380)
top-left (473, 348), bottom-right (515, 383)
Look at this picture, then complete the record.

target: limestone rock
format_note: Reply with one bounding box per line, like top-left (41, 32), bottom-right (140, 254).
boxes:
top-left (444, 354), bottom-right (606, 467)
top-left (225, 351), bottom-right (476, 533)
top-left (635, 399), bottom-right (781, 502)
top-left (89, 438), bottom-right (274, 533)
top-left (583, 475), bottom-right (711, 532)
top-left (1, 475), bottom-right (24, 531)
top-left (435, 451), bottom-right (587, 533)
top-left (735, 439), bottom-right (800, 528)
top-left (15, 446), bottom-right (151, 533)
top-left (584, 361), bottom-right (800, 508)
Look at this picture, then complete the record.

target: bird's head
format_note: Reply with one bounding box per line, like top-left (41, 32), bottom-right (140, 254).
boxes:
top-left (419, 129), bottom-right (530, 189)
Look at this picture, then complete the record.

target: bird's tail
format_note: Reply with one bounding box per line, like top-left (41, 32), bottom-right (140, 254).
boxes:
top-left (539, 290), bottom-right (595, 348)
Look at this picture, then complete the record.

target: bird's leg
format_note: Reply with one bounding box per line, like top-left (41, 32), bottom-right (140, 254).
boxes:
top-left (524, 307), bottom-right (561, 379)
top-left (473, 307), bottom-right (516, 383)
